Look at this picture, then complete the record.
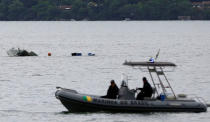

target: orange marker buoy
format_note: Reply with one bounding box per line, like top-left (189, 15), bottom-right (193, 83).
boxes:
top-left (48, 52), bottom-right (51, 56)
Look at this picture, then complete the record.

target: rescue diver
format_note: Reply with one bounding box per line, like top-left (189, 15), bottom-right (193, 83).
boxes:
top-left (101, 80), bottom-right (119, 99)
top-left (136, 77), bottom-right (153, 100)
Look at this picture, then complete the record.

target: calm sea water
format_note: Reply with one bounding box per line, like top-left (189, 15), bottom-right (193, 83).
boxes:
top-left (0, 21), bottom-right (210, 122)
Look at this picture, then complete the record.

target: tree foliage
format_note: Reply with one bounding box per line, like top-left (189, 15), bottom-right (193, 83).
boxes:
top-left (0, 0), bottom-right (209, 20)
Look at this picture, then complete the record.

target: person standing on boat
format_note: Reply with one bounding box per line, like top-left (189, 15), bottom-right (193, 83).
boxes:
top-left (101, 80), bottom-right (119, 99)
top-left (136, 77), bottom-right (153, 100)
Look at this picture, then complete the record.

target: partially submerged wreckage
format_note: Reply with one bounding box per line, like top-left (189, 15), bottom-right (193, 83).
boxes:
top-left (7, 48), bottom-right (38, 56)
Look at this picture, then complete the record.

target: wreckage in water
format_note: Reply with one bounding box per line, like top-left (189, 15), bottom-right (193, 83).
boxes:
top-left (7, 48), bottom-right (38, 56)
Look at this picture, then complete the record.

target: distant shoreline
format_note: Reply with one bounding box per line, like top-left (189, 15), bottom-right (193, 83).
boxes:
top-left (0, 19), bottom-right (204, 21)
top-left (0, 0), bottom-right (210, 21)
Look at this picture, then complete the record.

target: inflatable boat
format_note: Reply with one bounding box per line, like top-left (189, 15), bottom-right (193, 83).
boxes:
top-left (55, 60), bottom-right (208, 112)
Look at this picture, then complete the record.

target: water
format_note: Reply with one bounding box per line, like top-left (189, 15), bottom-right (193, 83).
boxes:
top-left (0, 21), bottom-right (210, 122)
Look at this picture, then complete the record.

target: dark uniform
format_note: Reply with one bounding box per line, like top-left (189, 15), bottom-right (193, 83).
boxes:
top-left (106, 85), bottom-right (119, 99)
top-left (136, 81), bottom-right (153, 100)
top-left (102, 84), bottom-right (119, 99)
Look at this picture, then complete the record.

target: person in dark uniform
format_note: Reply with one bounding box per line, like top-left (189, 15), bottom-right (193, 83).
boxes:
top-left (136, 77), bottom-right (153, 100)
top-left (101, 80), bottom-right (119, 99)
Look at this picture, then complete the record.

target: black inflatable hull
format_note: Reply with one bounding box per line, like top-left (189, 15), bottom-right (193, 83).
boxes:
top-left (55, 88), bottom-right (207, 113)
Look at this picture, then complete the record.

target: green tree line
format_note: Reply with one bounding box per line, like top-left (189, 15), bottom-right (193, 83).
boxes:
top-left (0, 0), bottom-right (210, 20)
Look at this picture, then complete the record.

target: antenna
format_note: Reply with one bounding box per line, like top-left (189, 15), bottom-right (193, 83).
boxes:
top-left (155, 49), bottom-right (160, 60)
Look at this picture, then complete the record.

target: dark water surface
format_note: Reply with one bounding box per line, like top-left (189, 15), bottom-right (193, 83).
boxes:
top-left (0, 21), bottom-right (210, 122)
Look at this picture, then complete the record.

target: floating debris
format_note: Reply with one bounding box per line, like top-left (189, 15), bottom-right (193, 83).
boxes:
top-left (71, 53), bottom-right (82, 56)
top-left (88, 53), bottom-right (95, 56)
top-left (48, 52), bottom-right (52, 56)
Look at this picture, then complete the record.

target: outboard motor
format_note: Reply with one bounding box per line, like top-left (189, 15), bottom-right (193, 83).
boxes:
top-left (118, 80), bottom-right (135, 100)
